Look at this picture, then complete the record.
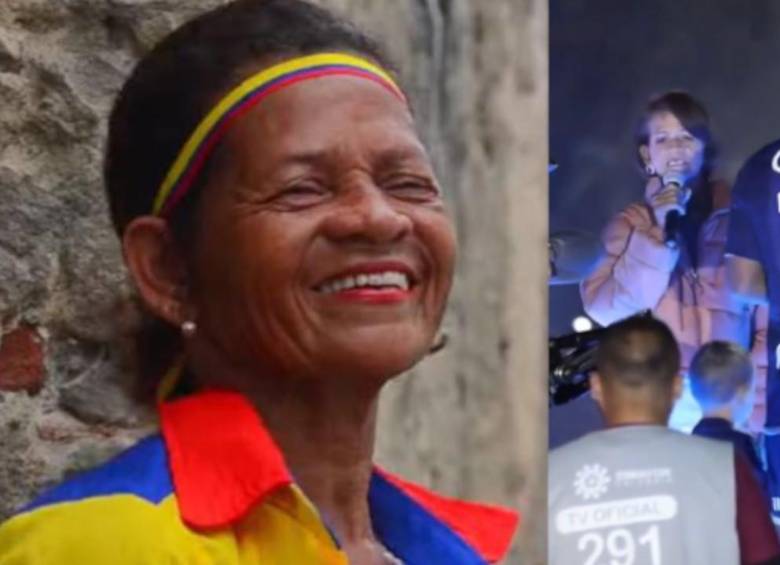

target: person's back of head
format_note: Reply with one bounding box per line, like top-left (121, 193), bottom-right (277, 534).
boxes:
top-left (591, 315), bottom-right (682, 425)
top-left (689, 341), bottom-right (754, 426)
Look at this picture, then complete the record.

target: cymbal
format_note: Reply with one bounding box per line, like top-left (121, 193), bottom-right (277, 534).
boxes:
top-left (549, 229), bottom-right (603, 285)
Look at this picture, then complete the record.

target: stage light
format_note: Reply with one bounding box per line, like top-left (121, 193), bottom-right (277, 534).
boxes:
top-left (572, 316), bottom-right (594, 333)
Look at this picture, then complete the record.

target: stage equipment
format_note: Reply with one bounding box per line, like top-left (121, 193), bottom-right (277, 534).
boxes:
top-left (549, 310), bottom-right (653, 404)
top-left (549, 229), bottom-right (603, 285)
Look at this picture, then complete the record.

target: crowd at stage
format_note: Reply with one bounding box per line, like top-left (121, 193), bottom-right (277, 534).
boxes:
top-left (550, 91), bottom-right (780, 564)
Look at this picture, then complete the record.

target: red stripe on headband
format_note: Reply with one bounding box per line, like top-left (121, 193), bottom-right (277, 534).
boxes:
top-left (160, 67), bottom-right (405, 216)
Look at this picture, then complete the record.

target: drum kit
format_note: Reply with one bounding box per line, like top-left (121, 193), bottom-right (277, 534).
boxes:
top-left (547, 227), bottom-right (605, 405)
top-left (547, 160), bottom-right (624, 405)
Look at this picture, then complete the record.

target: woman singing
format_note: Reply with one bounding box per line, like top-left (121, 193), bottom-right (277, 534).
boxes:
top-left (581, 91), bottom-right (768, 433)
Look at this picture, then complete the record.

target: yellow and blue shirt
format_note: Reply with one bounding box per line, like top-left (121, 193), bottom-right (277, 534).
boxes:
top-left (0, 390), bottom-right (519, 564)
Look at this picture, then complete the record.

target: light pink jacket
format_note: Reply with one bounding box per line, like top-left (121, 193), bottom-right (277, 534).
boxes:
top-left (580, 184), bottom-right (768, 428)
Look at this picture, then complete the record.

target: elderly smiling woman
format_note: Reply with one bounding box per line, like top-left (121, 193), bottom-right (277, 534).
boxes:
top-left (0, 1), bottom-right (518, 564)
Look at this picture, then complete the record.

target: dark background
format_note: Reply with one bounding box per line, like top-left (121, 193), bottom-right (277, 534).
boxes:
top-left (549, 0), bottom-right (780, 447)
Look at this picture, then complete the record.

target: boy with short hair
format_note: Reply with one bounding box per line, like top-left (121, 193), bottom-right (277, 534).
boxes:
top-left (548, 318), bottom-right (779, 564)
top-left (690, 341), bottom-right (767, 488)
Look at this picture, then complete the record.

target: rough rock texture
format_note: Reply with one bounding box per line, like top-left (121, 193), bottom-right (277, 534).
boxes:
top-left (0, 1), bottom-right (547, 563)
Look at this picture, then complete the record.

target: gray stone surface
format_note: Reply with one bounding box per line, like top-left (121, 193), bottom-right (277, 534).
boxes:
top-left (0, 1), bottom-right (547, 563)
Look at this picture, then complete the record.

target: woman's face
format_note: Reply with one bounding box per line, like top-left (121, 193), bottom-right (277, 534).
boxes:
top-left (188, 73), bottom-right (456, 384)
top-left (641, 111), bottom-right (705, 182)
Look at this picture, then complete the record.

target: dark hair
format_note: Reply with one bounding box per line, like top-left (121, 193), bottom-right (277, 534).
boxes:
top-left (689, 341), bottom-right (753, 408)
top-left (104, 0), bottom-right (397, 399)
top-left (634, 90), bottom-right (717, 178)
top-left (596, 316), bottom-right (680, 389)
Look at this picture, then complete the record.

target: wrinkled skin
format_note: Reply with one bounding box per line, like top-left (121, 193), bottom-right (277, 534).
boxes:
top-left (124, 71), bottom-right (456, 564)
top-left (189, 76), bottom-right (456, 389)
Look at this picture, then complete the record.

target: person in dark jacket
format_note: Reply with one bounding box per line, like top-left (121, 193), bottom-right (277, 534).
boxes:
top-left (690, 341), bottom-right (769, 494)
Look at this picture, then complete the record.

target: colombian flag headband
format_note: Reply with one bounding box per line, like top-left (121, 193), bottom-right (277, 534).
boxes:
top-left (151, 52), bottom-right (406, 217)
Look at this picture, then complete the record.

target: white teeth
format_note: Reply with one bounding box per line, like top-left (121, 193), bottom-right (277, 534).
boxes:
top-left (318, 271), bottom-right (410, 293)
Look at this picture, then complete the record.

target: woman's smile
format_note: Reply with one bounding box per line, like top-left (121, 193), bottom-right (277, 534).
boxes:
top-left (644, 110), bottom-right (705, 181)
top-left (314, 260), bottom-right (418, 304)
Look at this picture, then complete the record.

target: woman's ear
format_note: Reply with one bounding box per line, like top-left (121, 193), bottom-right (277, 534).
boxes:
top-left (122, 216), bottom-right (192, 327)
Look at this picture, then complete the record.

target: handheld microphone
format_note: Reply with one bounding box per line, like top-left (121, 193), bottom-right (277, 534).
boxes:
top-left (662, 172), bottom-right (687, 249)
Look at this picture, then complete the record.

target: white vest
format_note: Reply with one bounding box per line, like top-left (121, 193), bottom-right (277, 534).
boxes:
top-left (549, 426), bottom-right (738, 565)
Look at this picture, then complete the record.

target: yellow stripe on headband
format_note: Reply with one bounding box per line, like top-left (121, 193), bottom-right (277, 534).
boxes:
top-left (152, 52), bottom-right (405, 216)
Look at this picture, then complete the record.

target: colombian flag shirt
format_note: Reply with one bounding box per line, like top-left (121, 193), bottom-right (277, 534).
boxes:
top-left (0, 390), bottom-right (519, 564)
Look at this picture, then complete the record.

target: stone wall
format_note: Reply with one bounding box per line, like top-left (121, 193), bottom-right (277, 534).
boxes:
top-left (0, 1), bottom-right (547, 563)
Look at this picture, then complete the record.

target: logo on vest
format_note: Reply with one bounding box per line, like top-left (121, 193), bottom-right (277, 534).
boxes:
top-left (614, 467), bottom-right (673, 487)
top-left (773, 149), bottom-right (780, 174)
top-left (573, 464), bottom-right (611, 501)
top-left (555, 495), bottom-right (678, 534)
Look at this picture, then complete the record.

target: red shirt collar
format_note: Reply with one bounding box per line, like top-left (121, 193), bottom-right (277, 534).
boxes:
top-left (159, 390), bottom-right (519, 561)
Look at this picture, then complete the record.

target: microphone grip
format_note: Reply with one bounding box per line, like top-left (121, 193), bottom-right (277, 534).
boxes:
top-left (664, 209), bottom-right (681, 248)
top-left (660, 178), bottom-right (685, 249)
